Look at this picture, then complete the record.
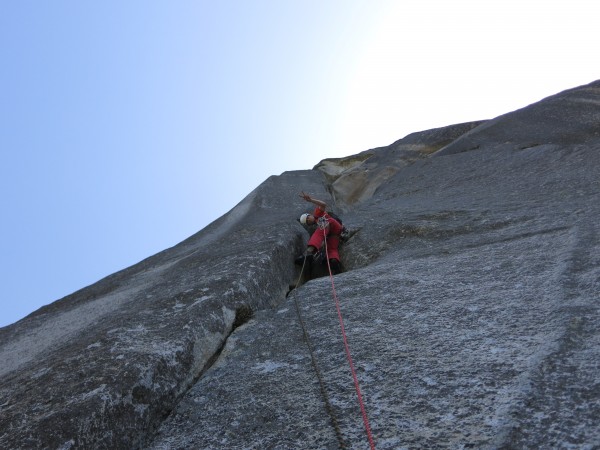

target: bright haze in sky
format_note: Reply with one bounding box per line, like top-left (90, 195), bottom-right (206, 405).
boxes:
top-left (1, 1), bottom-right (598, 327)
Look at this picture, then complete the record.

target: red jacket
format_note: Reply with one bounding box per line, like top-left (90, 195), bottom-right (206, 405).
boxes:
top-left (308, 207), bottom-right (343, 260)
top-left (313, 207), bottom-right (343, 235)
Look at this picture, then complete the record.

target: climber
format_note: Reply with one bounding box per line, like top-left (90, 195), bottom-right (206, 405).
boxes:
top-left (295, 192), bottom-right (343, 274)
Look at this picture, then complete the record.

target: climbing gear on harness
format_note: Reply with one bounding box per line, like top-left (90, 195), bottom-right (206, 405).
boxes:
top-left (340, 227), bottom-right (350, 242)
top-left (317, 216), bottom-right (329, 230)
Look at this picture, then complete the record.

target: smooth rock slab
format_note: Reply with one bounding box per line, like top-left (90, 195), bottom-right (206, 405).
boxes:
top-left (1, 80), bottom-right (599, 449)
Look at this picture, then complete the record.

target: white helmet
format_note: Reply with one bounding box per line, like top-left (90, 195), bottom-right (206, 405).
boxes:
top-left (299, 213), bottom-right (310, 225)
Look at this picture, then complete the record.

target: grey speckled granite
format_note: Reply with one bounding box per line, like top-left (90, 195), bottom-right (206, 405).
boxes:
top-left (1, 80), bottom-right (599, 449)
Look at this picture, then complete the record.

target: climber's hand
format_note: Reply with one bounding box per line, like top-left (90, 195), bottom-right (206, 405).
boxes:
top-left (300, 192), bottom-right (312, 202)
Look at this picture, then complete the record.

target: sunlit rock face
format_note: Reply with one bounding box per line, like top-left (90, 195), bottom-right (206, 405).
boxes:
top-left (1, 80), bottom-right (599, 449)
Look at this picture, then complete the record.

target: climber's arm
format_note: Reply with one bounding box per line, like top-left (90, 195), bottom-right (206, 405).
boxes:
top-left (299, 192), bottom-right (327, 210)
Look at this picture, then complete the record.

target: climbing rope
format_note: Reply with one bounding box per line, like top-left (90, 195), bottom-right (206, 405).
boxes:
top-left (323, 229), bottom-right (376, 450)
top-left (290, 256), bottom-right (347, 449)
top-left (292, 218), bottom-right (376, 448)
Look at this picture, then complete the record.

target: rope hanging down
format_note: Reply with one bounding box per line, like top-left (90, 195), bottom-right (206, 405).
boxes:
top-left (291, 258), bottom-right (346, 449)
top-left (323, 227), bottom-right (376, 450)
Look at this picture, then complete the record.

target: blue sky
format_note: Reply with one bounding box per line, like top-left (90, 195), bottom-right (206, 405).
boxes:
top-left (1, 1), bottom-right (598, 327)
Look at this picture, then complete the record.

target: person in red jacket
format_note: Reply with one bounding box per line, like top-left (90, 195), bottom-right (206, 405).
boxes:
top-left (295, 192), bottom-right (343, 274)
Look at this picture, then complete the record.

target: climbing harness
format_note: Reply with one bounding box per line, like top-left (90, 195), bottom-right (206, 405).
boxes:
top-left (290, 225), bottom-right (376, 450)
top-left (317, 215), bottom-right (329, 230)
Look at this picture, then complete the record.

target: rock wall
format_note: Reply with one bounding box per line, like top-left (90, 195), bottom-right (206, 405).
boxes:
top-left (1, 80), bottom-right (599, 449)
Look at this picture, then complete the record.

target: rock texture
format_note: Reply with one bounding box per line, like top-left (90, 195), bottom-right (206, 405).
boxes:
top-left (1, 80), bottom-right (599, 449)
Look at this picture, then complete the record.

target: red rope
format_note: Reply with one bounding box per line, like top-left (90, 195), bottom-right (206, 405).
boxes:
top-left (323, 228), bottom-right (376, 450)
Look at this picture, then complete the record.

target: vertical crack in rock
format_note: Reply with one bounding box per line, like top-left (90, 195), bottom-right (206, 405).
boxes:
top-left (146, 304), bottom-right (255, 446)
top-left (183, 305), bottom-right (254, 395)
top-left (232, 304), bottom-right (255, 330)
top-left (2, 80), bottom-right (600, 449)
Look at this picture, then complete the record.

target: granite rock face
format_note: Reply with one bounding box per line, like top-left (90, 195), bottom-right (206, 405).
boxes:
top-left (1, 80), bottom-right (599, 449)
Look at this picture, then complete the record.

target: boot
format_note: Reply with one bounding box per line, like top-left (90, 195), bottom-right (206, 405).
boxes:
top-left (329, 258), bottom-right (342, 274)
